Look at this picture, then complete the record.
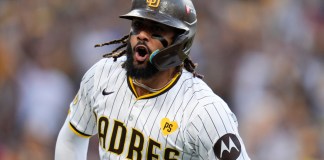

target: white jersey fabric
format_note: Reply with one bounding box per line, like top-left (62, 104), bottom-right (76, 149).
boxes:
top-left (68, 57), bottom-right (250, 160)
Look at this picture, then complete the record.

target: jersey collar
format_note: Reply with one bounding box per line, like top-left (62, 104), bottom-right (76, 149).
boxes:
top-left (127, 72), bottom-right (181, 100)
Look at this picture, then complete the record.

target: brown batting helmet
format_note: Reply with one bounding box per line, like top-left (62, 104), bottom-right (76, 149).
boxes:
top-left (120, 0), bottom-right (197, 70)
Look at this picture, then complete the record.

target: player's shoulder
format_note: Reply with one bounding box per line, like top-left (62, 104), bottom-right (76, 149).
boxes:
top-left (179, 69), bottom-right (218, 101)
top-left (179, 69), bottom-right (209, 88)
top-left (92, 56), bottom-right (126, 72)
top-left (80, 57), bottom-right (126, 87)
top-left (179, 69), bottom-right (233, 117)
top-left (84, 57), bottom-right (125, 78)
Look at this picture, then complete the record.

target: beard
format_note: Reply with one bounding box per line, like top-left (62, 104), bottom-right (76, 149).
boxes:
top-left (125, 42), bottom-right (159, 80)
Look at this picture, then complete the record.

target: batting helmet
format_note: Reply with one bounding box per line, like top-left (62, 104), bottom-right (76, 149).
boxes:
top-left (120, 0), bottom-right (197, 71)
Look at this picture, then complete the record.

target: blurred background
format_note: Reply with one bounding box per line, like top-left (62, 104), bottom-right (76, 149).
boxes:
top-left (0, 0), bottom-right (323, 159)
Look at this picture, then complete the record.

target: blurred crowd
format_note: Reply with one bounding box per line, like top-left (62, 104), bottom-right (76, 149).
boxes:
top-left (0, 0), bottom-right (323, 159)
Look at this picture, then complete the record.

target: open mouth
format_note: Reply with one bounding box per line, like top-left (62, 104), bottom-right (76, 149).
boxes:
top-left (134, 45), bottom-right (150, 63)
top-left (135, 45), bottom-right (149, 56)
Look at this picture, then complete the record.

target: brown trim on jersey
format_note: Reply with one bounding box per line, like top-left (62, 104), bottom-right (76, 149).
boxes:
top-left (127, 72), bottom-right (182, 100)
top-left (69, 122), bottom-right (92, 138)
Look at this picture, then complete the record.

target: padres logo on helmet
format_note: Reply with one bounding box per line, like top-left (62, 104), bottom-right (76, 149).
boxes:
top-left (147, 0), bottom-right (160, 7)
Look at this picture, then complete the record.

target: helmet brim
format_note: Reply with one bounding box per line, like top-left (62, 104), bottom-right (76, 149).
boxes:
top-left (120, 9), bottom-right (189, 32)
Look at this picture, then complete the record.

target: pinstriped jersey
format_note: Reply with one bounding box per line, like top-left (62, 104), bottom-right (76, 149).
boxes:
top-left (68, 57), bottom-right (250, 160)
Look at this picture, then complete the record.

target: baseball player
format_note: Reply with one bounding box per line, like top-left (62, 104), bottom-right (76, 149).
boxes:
top-left (55, 0), bottom-right (250, 159)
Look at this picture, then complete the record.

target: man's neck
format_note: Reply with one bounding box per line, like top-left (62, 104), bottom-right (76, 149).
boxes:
top-left (133, 68), bottom-right (179, 97)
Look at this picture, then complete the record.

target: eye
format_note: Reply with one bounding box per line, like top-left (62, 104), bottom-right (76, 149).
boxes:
top-left (152, 25), bottom-right (164, 34)
top-left (132, 20), bottom-right (143, 31)
top-left (151, 34), bottom-right (163, 39)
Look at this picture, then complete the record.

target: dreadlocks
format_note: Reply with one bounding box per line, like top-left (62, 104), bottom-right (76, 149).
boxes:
top-left (94, 34), bottom-right (129, 61)
top-left (183, 58), bottom-right (204, 79)
top-left (95, 35), bottom-right (204, 79)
